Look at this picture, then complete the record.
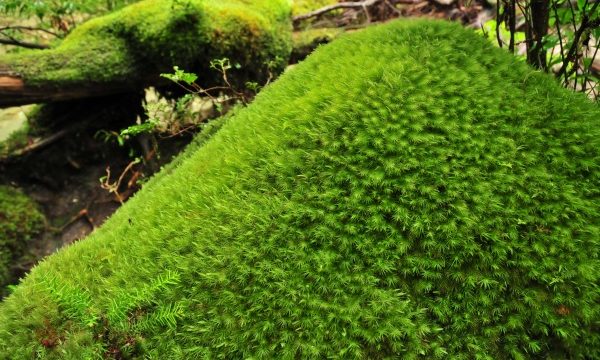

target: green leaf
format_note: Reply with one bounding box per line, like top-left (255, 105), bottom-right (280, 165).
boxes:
top-left (160, 66), bottom-right (198, 85)
top-left (556, 7), bottom-right (574, 23)
top-left (120, 120), bottom-right (159, 137)
top-left (542, 34), bottom-right (559, 51)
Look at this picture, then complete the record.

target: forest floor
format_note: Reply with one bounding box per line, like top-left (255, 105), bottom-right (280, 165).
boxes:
top-left (0, 99), bottom-right (194, 285)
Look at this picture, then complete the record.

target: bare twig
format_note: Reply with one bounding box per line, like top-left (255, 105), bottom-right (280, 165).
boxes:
top-left (60, 209), bottom-right (96, 232)
top-left (294, 0), bottom-right (381, 22)
top-left (158, 124), bottom-right (199, 139)
top-left (384, 0), bottom-right (403, 15)
top-left (0, 36), bottom-right (48, 49)
top-left (0, 128), bottom-right (71, 161)
top-left (0, 25), bottom-right (62, 49)
top-left (100, 159), bottom-right (140, 204)
top-left (551, 2), bottom-right (568, 84)
top-left (0, 25), bottom-right (61, 38)
top-left (293, 0), bottom-right (421, 22)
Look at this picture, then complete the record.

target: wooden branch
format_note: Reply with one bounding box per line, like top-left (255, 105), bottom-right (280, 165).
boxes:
top-left (294, 0), bottom-right (380, 22)
top-left (0, 26), bottom-right (61, 38)
top-left (527, 0), bottom-right (549, 69)
top-left (508, 0), bottom-right (516, 52)
top-left (0, 121), bottom-right (79, 163)
top-left (0, 37), bottom-right (49, 50)
top-left (495, 2), bottom-right (503, 48)
top-left (293, 0), bottom-right (421, 22)
top-left (9, 128), bottom-right (71, 158)
top-left (0, 25), bottom-right (58, 49)
top-left (0, 71), bottom-right (147, 107)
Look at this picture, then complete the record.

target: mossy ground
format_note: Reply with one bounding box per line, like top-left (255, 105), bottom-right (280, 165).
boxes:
top-left (2, 0), bottom-right (292, 88)
top-left (0, 125), bottom-right (29, 158)
top-left (0, 19), bottom-right (599, 358)
top-left (0, 186), bottom-right (44, 296)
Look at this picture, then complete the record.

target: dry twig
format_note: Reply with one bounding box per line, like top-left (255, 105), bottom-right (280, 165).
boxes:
top-left (293, 0), bottom-right (422, 23)
top-left (100, 159), bottom-right (141, 204)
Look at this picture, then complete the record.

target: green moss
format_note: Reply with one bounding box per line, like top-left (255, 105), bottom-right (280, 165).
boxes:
top-left (0, 125), bottom-right (28, 158)
top-left (1, 19), bottom-right (600, 358)
top-left (2, 0), bottom-right (292, 87)
top-left (0, 186), bottom-right (45, 295)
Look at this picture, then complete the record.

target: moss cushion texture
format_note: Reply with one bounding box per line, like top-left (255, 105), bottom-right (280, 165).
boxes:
top-left (0, 19), bottom-right (599, 358)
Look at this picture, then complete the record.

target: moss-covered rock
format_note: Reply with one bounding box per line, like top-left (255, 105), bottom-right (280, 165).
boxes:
top-left (1, 20), bottom-right (600, 358)
top-left (1, 0), bottom-right (292, 89)
top-left (0, 186), bottom-right (44, 295)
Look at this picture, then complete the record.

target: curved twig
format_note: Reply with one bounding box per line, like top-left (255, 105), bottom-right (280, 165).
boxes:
top-left (0, 25), bottom-right (61, 38)
top-left (0, 37), bottom-right (49, 49)
top-left (293, 0), bottom-right (424, 23)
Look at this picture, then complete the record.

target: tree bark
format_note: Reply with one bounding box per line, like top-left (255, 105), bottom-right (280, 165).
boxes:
top-left (0, 70), bottom-right (148, 107)
top-left (527, 0), bottom-right (550, 69)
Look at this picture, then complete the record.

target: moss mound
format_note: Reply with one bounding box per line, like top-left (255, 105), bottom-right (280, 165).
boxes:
top-left (1, 20), bottom-right (600, 358)
top-left (0, 186), bottom-right (44, 294)
top-left (2, 0), bottom-right (292, 87)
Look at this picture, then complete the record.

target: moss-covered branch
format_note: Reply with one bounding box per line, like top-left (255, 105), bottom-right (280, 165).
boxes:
top-left (0, 0), bottom-right (292, 107)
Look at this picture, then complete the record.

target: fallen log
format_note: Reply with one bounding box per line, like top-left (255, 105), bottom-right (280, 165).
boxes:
top-left (0, 0), bottom-right (292, 107)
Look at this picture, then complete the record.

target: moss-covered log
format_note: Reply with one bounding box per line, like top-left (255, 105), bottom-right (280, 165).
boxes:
top-left (1, 20), bottom-right (600, 358)
top-left (0, 0), bottom-right (292, 107)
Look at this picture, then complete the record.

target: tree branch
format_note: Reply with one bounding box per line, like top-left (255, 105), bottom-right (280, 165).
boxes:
top-left (0, 26), bottom-right (61, 38)
top-left (0, 37), bottom-right (49, 50)
top-left (293, 0), bottom-right (421, 22)
top-left (556, 1), bottom-right (600, 78)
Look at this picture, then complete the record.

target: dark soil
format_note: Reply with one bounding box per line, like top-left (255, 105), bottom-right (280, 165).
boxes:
top-left (0, 93), bottom-right (194, 287)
